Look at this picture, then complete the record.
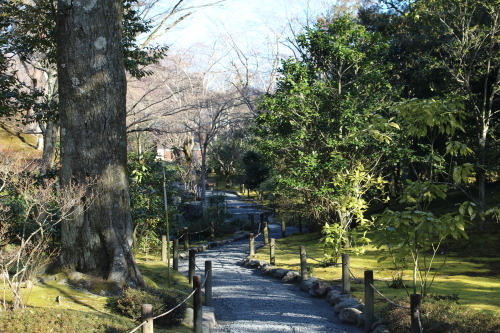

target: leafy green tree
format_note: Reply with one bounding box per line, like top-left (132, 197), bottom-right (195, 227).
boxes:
top-left (128, 152), bottom-right (177, 249)
top-left (241, 150), bottom-right (269, 191)
top-left (361, 0), bottom-right (500, 228)
top-left (255, 15), bottom-right (396, 239)
top-left (374, 98), bottom-right (474, 297)
top-left (209, 131), bottom-right (246, 184)
top-left (411, 0), bottom-right (500, 229)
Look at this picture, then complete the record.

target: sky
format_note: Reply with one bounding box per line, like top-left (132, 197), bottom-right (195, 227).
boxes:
top-left (148, 0), bottom-right (332, 51)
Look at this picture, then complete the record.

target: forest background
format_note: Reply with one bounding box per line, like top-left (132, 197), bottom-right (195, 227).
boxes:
top-left (1, 0), bottom-right (500, 330)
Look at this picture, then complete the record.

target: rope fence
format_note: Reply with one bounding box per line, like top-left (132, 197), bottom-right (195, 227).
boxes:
top-left (125, 287), bottom-right (198, 333)
top-left (369, 283), bottom-right (410, 310)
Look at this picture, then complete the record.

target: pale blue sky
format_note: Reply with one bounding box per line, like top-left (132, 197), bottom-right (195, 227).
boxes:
top-left (155, 0), bottom-right (331, 50)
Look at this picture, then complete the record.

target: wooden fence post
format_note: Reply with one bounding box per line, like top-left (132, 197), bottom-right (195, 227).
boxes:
top-left (281, 219), bottom-right (286, 238)
top-left (193, 275), bottom-right (202, 333)
top-left (300, 246), bottom-right (307, 280)
top-left (364, 270), bottom-right (374, 333)
top-left (173, 239), bottom-right (179, 271)
top-left (189, 249), bottom-right (196, 286)
top-left (249, 233), bottom-right (255, 256)
top-left (269, 238), bottom-right (275, 265)
top-left (342, 254), bottom-right (350, 294)
top-left (141, 304), bottom-right (153, 333)
top-left (263, 222), bottom-right (269, 245)
top-left (184, 227), bottom-right (189, 251)
top-left (210, 221), bottom-right (215, 241)
top-left (162, 235), bottom-right (167, 263)
top-left (298, 214), bottom-right (303, 233)
top-left (205, 261), bottom-right (213, 307)
top-left (249, 213), bottom-right (255, 234)
top-left (411, 294), bottom-right (423, 333)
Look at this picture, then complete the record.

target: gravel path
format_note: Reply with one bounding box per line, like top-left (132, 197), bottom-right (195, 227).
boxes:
top-left (177, 227), bottom-right (362, 333)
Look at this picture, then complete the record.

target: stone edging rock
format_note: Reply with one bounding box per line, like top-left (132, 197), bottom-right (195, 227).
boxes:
top-left (240, 257), bottom-right (391, 333)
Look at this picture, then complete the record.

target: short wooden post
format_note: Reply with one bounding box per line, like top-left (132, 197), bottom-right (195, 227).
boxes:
top-left (249, 213), bottom-right (255, 234)
top-left (249, 233), bottom-right (255, 256)
top-left (364, 270), bottom-right (374, 333)
top-left (193, 275), bottom-right (202, 333)
top-left (281, 219), bottom-right (286, 238)
top-left (300, 246), bottom-right (307, 280)
top-left (141, 304), bottom-right (153, 333)
top-left (184, 227), bottom-right (189, 250)
top-left (270, 238), bottom-right (275, 265)
top-left (210, 221), bottom-right (215, 241)
top-left (189, 249), bottom-right (196, 286)
top-left (298, 214), bottom-right (303, 233)
top-left (263, 222), bottom-right (269, 245)
top-left (205, 261), bottom-right (213, 307)
top-left (342, 254), bottom-right (350, 294)
top-left (173, 239), bottom-right (179, 271)
top-left (410, 294), bottom-right (423, 333)
top-left (162, 235), bottom-right (167, 263)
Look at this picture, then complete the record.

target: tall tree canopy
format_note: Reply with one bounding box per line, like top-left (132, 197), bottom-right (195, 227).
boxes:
top-left (255, 15), bottom-right (396, 231)
top-left (361, 0), bottom-right (500, 227)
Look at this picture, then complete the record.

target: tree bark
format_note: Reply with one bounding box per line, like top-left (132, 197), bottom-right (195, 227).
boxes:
top-left (56, 0), bottom-right (143, 286)
top-left (39, 120), bottom-right (58, 176)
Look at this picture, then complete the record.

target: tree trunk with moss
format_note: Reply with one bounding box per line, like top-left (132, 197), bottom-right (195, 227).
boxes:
top-left (56, 0), bottom-right (143, 287)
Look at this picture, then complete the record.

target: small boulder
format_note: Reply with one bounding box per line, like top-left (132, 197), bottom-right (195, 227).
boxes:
top-left (331, 294), bottom-right (352, 305)
top-left (372, 325), bottom-right (391, 333)
top-left (357, 312), bottom-right (365, 328)
top-left (339, 308), bottom-right (362, 324)
top-left (334, 298), bottom-right (360, 314)
top-left (272, 269), bottom-right (289, 279)
top-left (299, 277), bottom-right (317, 292)
top-left (282, 270), bottom-right (300, 283)
top-left (261, 264), bottom-right (272, 275)
top-left (326, 290), bottom-right (342, 304)
top-left (309, 280), bottom-right (331, 297)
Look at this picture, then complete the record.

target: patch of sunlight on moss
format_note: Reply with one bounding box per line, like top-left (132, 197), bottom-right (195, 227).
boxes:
top-left (0, 281), bottom-right (111, 313)
top-left (0, 125), bottom-right (41, 155)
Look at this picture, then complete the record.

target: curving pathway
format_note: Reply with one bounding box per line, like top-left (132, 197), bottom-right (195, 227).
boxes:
top-left (177, 193), bottom-right (362, 333)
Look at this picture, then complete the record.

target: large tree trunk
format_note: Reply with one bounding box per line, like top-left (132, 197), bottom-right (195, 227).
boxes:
top-left (56, 0), bottom-right (143, 286)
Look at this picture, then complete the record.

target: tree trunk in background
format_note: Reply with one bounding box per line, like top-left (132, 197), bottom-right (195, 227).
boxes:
top-left (39, 120), bottom-right (58, 175)
top-left (56, 0), bottom-right (143, 286)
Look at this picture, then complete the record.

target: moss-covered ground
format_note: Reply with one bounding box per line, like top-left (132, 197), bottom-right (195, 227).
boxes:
top-left (0, 252), bottom-right (195, 333)
top-left (250, 231), bottom-right (500, 316)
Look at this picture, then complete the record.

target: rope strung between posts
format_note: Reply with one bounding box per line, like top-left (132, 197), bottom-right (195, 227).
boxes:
top-left (124, 288), bottom-right (198, 332)
top-left (152, 288), bottom-right (197, 320)
top-left (190, 257), bottom-right (211, 287)
top-left (369, 283), bottom-right (410, 310)
top-left (369, 282), bottom-right (424, 332)
top-left (190, 226), bottom-right (211, 235)
top-left (346, 264), bottom-right (362, 283)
